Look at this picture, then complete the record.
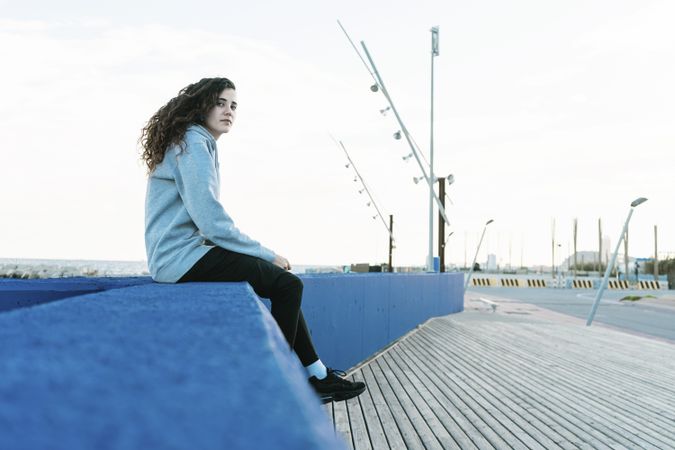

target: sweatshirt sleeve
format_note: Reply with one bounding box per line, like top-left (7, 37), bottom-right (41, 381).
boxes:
top-left (173, 140), bottom-right (276, 263)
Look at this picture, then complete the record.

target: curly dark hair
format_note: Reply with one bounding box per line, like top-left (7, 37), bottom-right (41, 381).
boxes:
top-left (140, 77), bottom-right (236, 173)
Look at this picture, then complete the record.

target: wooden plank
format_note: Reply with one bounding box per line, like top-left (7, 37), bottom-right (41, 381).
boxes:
top-left (350, 370), bottom-right (389, 450)
top-left (368, 359), bottom-right (427, 449)
top-left (489, 321), bottom-right (675, 416)
top-left (438, 319), bottom-right (675, 417)
top-left (412, 335), bottom-right (547, 450)
top-left (384, 345), bottom-right (486, 450)
top-left (333, 394), bottom-right (354, 449)
top-left (399, 334), bottom-right (560, 450)
top-left (323, 402), bottom-right (334, 425)
top-left (489, 318), bottom-right (675, 381)
top-left (360, 364), bottom-right (407, 449)
top-left (389, 339), bottom-right (568, 450)
top-left (440, 319), bottom-right (675, 445)
top-left (344, 374), bottom-right (373, 450)
top-left (422, 324), bottom-right (642, 448)
top-left (483, 325), bottom-right (675, 448)
top-left (375, 354), bottom-right (445, 449)
top-left (409, 327), bottom-right (599, 449)
top-left (511, 321), bottom-right (675, 387)
top-left (497, 325), bottom-right (675, 414)
top-left (327, 306), bottom-right (675, 450)
top-left (427, 319), bottom-right (673, 449)
top-left (386, 339), bottom-right (518, 449)
top-left (415, 323), bottom-right (610, 448)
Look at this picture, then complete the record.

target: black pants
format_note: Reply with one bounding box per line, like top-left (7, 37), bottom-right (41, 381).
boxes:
top-left (178, 246), bottom-right (319, 366)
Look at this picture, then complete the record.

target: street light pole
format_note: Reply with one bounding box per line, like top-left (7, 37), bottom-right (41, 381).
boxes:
top-left (551, 219), bottom-right (556, 279)
top-left (428, 26), bottom-right (439, 272)
top-left (337, 22), bottom-right (453, 267)
top-left (464, 219), bottom-right (494, 293)
top-left (438, 177), bottom-right (445, 272)
top-left (389, 214), bottom-right (394, 272)
top-left (587, 197), bottom-right (647, 326)
top-left (437, 174), bottom-right (454, 273)
top-left (624, 228), bottom-right (629, 283)
top-left (358, 42), bottom-right (452, 229)
top-left (598, 218), bottom-right (602, 274)
top-left (654, 225), bottom-right (659, 281)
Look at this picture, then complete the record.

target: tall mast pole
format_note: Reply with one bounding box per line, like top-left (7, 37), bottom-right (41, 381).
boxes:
top-left (428, 26), bottom-right (439, 271)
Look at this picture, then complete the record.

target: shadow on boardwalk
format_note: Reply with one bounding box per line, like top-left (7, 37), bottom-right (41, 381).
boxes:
top-left (324, 296), bottom-right (675, 449)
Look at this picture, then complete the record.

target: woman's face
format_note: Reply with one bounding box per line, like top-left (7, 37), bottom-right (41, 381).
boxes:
top-left (203, 88), bottom-right (237, 139)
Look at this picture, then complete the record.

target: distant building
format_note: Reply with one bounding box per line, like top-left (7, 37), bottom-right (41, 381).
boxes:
top-left (486, 254), bottom-right (497, 272)
top-left (561, 250), bottom-right (643, 278)
top-left (562, 250), bottom-right (603, 270)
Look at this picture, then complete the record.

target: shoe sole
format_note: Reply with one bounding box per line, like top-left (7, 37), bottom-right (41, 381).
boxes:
top-left (319, 385), bottom-right (367, 403)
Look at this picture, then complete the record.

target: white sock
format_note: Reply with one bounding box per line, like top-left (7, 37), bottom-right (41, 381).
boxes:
top-left (305, 359), bottom-right (328, 380)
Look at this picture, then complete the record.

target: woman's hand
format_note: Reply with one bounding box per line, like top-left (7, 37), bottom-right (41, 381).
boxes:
top-left (273, 254), bottom-right (291, 271)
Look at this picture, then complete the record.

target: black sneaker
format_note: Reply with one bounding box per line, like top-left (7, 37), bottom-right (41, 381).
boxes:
top-left (309, 368), bottom-right (366, 403)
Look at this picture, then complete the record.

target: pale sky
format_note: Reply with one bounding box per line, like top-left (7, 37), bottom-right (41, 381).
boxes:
top-left (1, 0), bottom-right (673, 268)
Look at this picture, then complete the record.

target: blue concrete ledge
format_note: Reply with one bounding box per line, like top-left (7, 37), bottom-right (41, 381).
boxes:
top-left (0, 282), bottom-right (343, 450)
top-left (0, 276), bottom-right (153, 312)
top-left (0, 272), bottom-right (464, 449)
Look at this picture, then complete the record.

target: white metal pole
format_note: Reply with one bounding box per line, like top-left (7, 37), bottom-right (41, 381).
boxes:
top-left (464, 220), bottom-right (493, 292)
top-left (586, 211), bottom-right (631, 325)
top-left (587, 197), bottom-right (647, 326)
top-left (338, 22), bottom-right (453, 236)
top-left (428, 26), bottom-right (439, 271)
top-left (359, 42), bottom-right (452, 229)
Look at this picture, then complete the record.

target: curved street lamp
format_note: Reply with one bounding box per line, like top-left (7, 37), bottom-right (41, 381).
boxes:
top-left (586, 197), bottom-right (647, 326)
top-left (464, 219), bottom-right (494, 293)
top-left (414, 174), bottom-right (453, 185)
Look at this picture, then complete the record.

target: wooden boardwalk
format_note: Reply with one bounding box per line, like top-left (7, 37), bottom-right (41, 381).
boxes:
top-left (324, 296), bottom-right (675, 449)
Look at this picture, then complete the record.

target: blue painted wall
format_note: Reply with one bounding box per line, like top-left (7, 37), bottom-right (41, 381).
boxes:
top-left (265, 272), bottom-right (464, 370)
top-left (1, 273), bottom-right (464, 371)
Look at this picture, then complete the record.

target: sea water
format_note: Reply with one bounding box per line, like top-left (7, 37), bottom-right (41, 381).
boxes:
top-left (0, 258), bottom-right (344, 279)
top-left (0, 258), bottom-right (150, 279)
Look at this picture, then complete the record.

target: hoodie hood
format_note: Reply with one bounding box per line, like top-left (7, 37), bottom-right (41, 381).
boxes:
top-left (186, 124), bottom-right (217, 146)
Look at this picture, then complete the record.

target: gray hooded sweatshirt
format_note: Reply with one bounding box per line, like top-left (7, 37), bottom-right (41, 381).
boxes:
top-left (144, 124), bottom-right (276, 282)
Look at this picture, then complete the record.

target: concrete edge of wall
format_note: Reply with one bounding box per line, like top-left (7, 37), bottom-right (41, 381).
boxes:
top-left (0, 273), bottom-right (466, 448)
top-left (0, 276), bottom-right (154, 312)
top-left (0, 281), bottom-right (344, 450)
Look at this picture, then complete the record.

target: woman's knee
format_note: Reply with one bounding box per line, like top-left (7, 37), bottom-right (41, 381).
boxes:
top-left (278, 272), bottom-right (303, 296)
top-left (288, 273), bottom-right (304, 292)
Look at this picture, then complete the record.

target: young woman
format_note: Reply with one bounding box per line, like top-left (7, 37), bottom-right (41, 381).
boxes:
top-left (140, 77), bottom-right (365, 403)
